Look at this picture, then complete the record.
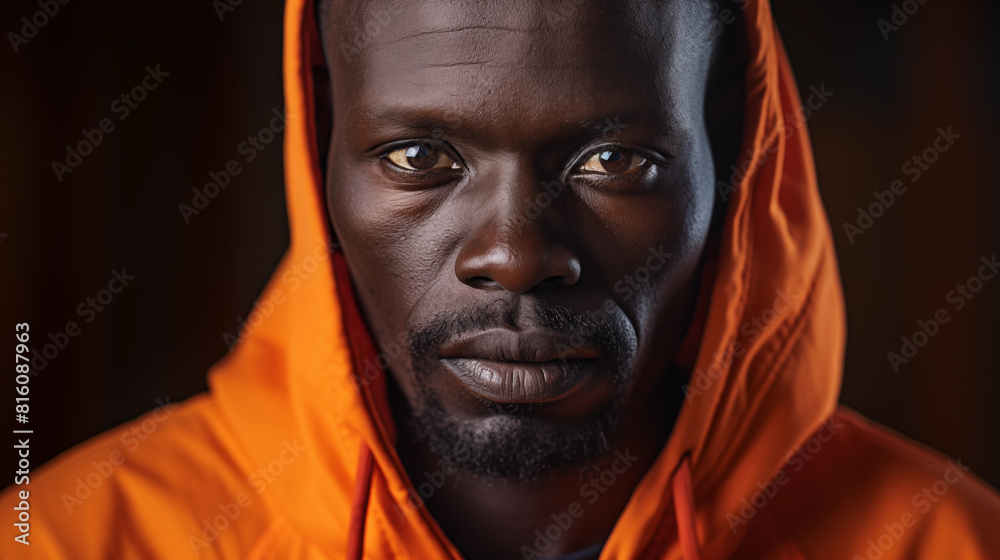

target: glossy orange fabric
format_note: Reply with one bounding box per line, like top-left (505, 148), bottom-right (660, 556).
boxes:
top-left (4, 0), bottom-right (999, 558)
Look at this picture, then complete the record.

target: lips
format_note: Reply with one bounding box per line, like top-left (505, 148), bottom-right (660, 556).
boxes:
top-left (438, 329), bottom-right (602, 404)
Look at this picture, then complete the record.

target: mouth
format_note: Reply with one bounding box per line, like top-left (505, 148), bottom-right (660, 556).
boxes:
top-left (438, 329), bottom-right (602, 404)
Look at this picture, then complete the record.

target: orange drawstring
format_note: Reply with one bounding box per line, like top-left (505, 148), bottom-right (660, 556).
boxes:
top-left (347, 443), bottom-right (375, 560)
top-left (672, 455), bottom-right (702, 560)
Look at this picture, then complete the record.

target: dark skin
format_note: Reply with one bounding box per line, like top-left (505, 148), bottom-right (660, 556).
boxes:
top-left (318, 1), bottom-right (744, 557)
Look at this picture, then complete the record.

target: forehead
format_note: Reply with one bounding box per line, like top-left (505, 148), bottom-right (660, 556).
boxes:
top-left (327, 0), bottom-right (715, 138)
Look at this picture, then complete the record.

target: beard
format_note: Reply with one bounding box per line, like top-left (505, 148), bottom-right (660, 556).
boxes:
top-left (402, 299), bottom-right (636, 481)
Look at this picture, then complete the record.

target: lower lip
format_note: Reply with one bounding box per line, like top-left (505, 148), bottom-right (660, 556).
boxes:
top-left (441, 358), bottom-right (598, 404)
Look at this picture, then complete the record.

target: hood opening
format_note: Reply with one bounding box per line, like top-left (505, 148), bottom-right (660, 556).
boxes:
top-left (206, 0), bottom-right (846, 556)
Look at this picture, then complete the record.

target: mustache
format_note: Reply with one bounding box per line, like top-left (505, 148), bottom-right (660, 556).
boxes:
top-left (405, 299), bottom-right (632, 371)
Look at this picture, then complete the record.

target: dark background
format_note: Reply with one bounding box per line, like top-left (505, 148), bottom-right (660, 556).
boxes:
top-left (2, 1), bottom-right (998, 490)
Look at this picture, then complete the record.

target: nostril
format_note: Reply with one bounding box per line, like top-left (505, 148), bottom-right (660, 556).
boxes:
top-left (538, 275), bottom-right (568, 288)
top-left (463, 276), bottom-right (498, 289)
top-left (454, 224), bottom-right (581, 293)
top-left (546, 272), bottom-right (579, 289)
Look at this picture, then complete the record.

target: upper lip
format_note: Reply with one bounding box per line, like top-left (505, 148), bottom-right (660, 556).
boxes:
top-left (438, 329), bottom-right (601, 363)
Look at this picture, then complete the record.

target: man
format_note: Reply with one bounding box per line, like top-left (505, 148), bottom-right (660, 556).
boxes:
top-left (3, 0), bottom-right (998, 558)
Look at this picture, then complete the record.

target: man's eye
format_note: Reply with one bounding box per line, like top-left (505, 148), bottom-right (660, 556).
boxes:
top-left (384, 143), bottom-right (459, 171)
top-left (577, 149), bottom-right (648, 175)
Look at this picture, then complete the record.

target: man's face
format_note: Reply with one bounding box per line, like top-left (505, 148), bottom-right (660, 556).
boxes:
top-left (323, 0), bottom-right (721, 480)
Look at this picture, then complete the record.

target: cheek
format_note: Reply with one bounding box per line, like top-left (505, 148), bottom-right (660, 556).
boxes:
top-left (325, 151), bottom-right (454, 337)
top-left (590, 144), bottom-right (715, 340)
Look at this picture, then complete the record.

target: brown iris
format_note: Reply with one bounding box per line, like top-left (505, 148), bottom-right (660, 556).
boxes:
top-left (579, 148), bottom-right (648, 175)
top-left (386, 143), bottom-right (458, 171)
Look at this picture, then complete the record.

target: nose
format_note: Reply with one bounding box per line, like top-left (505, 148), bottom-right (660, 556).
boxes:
top-left (454, 171), bottom-right (581, 294)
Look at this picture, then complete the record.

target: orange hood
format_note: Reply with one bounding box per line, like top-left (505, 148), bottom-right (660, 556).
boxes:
top-left (8, 1), bottom-right (1000, 558)
top-left (207, 0), bottom-right (844, 558)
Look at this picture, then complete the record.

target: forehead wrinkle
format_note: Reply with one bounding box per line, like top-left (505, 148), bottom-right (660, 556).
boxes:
top-left (378, 24), bottom-right (538, 48)
top-left (394, 60), bottom-right (669, 71)
top-left (368, 25), bottom-right (538, 70)
top-left (333, 0), bottom-right (712, 149)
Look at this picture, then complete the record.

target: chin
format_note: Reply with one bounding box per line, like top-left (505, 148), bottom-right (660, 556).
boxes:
top-left (413, 395), bottom-right (622, 482)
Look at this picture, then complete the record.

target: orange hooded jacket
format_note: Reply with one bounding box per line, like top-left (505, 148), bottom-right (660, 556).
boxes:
top-left (4, 0), bottom-right (1000, 558)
